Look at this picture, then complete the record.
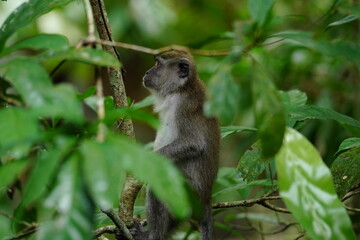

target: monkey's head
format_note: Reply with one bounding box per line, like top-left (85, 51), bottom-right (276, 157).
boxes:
top-left (143, 50), bottom-right (197, 96)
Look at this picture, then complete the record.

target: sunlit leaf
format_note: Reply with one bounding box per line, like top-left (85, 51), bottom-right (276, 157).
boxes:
top-left (248, 0), bottom-right (275, 27)
top-left (331, 146), bottom-right (360, 199)
top-left (276, 127), bottom-right (356, 240)
top-left (37, 154), bottom-right (94, 240)
top-left (205, 63), bottom-right (240, 125)
top-left (0, 108), bottom-right (39, 153)
top-left (252, 66), bottom-right (286, 158)
top-left (0, 0), bottom-right (74, 52)
top-left (0, 160), bottom-right (27, 193)
top-left (221, 126), bottom-right (257, 138)
top-left (37, 48), bottom-right (121, 68)
top-left (80, 139), bottom-right (126, 210)
top-left (236, 141), bottom-right (267, 182)
top-left (5, 34), bottom-right (69, 54)
top-left (335, 137), bottom-right (360, 156)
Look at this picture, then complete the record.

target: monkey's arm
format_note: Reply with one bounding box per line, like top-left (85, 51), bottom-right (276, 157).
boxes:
top-left (156, 139), bottom-right (204, 161)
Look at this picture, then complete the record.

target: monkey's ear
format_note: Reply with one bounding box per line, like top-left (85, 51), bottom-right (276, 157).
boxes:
top-left (178, 60), bottom-right (189, 78)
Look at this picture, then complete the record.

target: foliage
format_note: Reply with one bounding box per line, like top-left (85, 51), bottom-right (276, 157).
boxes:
top-left (0, 0), bottom-right (360, 239)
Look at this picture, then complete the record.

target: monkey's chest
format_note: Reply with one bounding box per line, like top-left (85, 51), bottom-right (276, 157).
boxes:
top-left (153, 111), bottom-right (178, 150)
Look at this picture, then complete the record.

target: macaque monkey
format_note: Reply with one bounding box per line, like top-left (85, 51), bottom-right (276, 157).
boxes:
top-left (132, 49), bottom-right (220, 240)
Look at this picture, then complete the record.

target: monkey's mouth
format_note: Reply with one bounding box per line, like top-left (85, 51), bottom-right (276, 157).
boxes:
top-left (143, 77), bottom-right (154, 89)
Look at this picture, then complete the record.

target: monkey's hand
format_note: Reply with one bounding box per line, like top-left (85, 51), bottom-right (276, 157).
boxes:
top-left (127, 220), bottom-right (148, 240)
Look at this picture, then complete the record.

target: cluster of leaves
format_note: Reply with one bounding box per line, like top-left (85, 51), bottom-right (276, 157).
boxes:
top-left (0, 0), bottom-right (194, 239)
top-left (205, 0), bottom-right (360, 239)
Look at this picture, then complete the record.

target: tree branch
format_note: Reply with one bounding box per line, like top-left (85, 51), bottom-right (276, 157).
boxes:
top-left (101, 209), bottom-right (134, 240)
top-left (212, 195), bottom-right (291, 214)
top-left (89, 0), bottom-right (142, 231)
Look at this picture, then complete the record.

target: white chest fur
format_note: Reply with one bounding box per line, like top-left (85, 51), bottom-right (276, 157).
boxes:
top-left (153, 94), bottom-right (180, 150)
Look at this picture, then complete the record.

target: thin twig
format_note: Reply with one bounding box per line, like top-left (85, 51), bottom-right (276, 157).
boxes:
top-left (95, 69), bottom-right (106, 142)
top-left (0, 92), bottom-right (22, 106)
top-left (94, 225), bottom-right (118, 238)
top-left (83, 0), bottom-right (96, 40)
top-left (0, 210), bottom-right (31, 228)
top-left (7, 224), bottom-right (37, 240)
top-left (212, 196), bottom-right (289, 212)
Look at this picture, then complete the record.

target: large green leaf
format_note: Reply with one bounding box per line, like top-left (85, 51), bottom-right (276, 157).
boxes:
top-left (252, 66), bottom-right (286, 158)
top-left (36, 48), bottom-right (121, 68)
top-left (106, 134), bottom-right (191, 219)
top-left (331, 146), bottom-right (360, 199)
top-left (22, 137), bottom-right (75, 205)
top-left (5, 34), bottom-right (69, 54)
top-left (248, 0), bottom-right (275, 27)
top-left (37, 154), bottom-right (94, 240)
top-left (0, 160), bottom-right (28, 193)
top-left (1, 58), bottom-right (83, 122)
top-left (0, 0), bottom-right (74, 51)
top-left (289, 105), bottom-right (360, 130)
top-left (205, 63), bottom-right (240, 125)
top-left (80, 139), bottom-right (126, 211)
top-left (0, 108), bottom-right (39, 153)
top-left (276, 127), bottom-right (356, 240)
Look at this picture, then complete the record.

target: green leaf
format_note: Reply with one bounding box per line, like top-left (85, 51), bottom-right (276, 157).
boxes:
top-left (132, 95), bottom-right (154, 110)
top-left (279, 89), bottom-right (308, 127)
top-left (335, 137), bottom-right (360, 156)
top-left (289, 105), bottom-right (360, 130)
top-left (279, 89), bottom-right (307, 112)
top-left (221, 126), bottom-right (257, 138)
top-left (0, 0), bottom-right (74, 52)
top-left (327, 15), bottom-right (359, 29)
top-left (340, 5), bottom-right (360, 18)
top-left (248, 0), bottom-right (275, 27)
top-left (331, 146), bottom-right (360, 199)
top-left (37, 154), bottom-right (94, 240)
top-left (5, 34), bottom-right (69, 54)
top-left (77, 86), bottom-right (96, 101)
top-left (272, 31), bottom-right (360, 65)
top-left (37, 48), bottom-right (121, 68)
top-left (1, 58), bottom-right (83, 122)
top-left (205, 63), bottom-right (240, 125)
top-left (106, 134), bottom-right (191, 219)
top-left (252, 66), bottom-right (286, 158)
top-left (0, 160), bottom-right (27, 193)
top-left (80, 139), bottom-right (126, 210)
top-left (0, 108), bottom-right (39, 152)
top-left (236, 141), bottom-right (267, 182)
top-left (1, 58), bottom-right (52, 105)
top-left (22, 137), bottom-right (75, 205)
top-left (276, 127), bottom-right (356, 240)
top-left (33, 84), bottom-right (84, 123)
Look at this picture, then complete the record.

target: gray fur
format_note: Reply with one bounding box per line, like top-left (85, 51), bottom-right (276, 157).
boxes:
top-left (135, 50), bottom-right (220, 240)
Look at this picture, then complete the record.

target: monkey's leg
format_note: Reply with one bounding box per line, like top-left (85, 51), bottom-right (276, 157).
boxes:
top-left (147, 191), bottom-right (177, 240)
top-left (199, 204), bottom-right (213, 240)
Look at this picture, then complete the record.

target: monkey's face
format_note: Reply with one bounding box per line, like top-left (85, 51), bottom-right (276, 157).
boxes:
top-left (143, 55), bottom-right (190, 96)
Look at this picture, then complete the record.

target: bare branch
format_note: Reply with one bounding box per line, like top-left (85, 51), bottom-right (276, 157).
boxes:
top-left (212, 195), bottom-right (291, 214)
top-left (94, 225), bottom-right (118, 238)
top-left (83, 0), bottom-right (96, 40)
